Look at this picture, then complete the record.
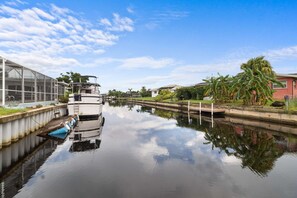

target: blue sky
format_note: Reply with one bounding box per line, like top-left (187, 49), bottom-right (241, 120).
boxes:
top-left (0, 0), bottom-right (297, 93)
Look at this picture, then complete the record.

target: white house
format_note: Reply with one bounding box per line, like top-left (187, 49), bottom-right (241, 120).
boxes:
top-left (151, 88), bottom-right (159, 97)
top-left (151, 84), bottom-right (182, 97)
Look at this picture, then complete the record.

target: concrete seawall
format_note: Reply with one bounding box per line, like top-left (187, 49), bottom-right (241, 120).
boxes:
top-left (133, 100), bottom-right (297, 126)
top-left (224, 108), bottom-right (297, 126)
top-left (0, 104), bottom-right (67, 148)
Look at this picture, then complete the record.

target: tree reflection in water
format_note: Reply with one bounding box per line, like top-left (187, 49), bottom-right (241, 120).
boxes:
top-left (204, 125), bottom-right (284, 177)
top-left (137, 105), bottom-right (296, 177)
top-left (175, 114), bottom-right (287, 177)
top-left (108, 100), bottom-right (130, 107)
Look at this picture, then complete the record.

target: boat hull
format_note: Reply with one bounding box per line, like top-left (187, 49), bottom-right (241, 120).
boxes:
top-left (68, 93), bottom-right (103, 117)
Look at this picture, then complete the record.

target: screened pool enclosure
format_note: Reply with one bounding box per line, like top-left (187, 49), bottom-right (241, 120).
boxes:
top-left (0, 56), bottom-right (66, 106)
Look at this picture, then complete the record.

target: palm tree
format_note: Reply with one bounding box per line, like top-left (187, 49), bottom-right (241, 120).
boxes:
top-left (240, 56), bottom-right (275, 77)
top-left (233, 56), bottom-right (281, 105)
top-left (128, 88), bottom-right (133, 97)
top-left (204, 74), bottom-right (234, 103)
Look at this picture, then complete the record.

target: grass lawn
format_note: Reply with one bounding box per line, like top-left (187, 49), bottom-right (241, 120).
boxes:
top-left (135, 97), bottom-right (156, 101)
top-left (131, 97), bottom-right (213, 104)
top-left (0, 108), bottom-right (27, 116)
top-left (130, 97), bottom-right (297, 112)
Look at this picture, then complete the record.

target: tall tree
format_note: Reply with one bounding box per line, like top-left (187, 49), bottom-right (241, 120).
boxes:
top-left (240, 56), bottom-right (274, 77)
top-left (56, 72), bottom-right (89, 83)
top-left (204, 74), bottom-right (234, 103)
top-left (128, 88), bottom-right (133, 97)
top-left (108, 89), bottom-right (126, 97)
top-left (233, 56), bottom-right (281, 105)
top-left (140, 86), bottom-right (151, 97)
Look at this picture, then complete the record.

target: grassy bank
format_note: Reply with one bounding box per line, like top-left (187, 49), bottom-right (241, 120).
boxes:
top-left (123, 97), bottom-right (297, 113)
top-left (129, 97), bottom-right (213, 104)
top-left (0, 107), bottom-right (27, 116)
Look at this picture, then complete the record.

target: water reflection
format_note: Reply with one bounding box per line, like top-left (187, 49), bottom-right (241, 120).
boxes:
top-left (204, 126), bottom-right (284, 176)
top-left (69, 115), bottom-right (104, 152)
top-left (0, 133), bottom-right (59, 198)
top-left (137, 104), bottom-right (297, 177)
top-left (6, 102), bottom-right (297, 198)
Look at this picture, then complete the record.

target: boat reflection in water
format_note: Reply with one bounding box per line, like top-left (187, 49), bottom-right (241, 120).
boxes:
top-left (68, 115), bottom-right (105, 152)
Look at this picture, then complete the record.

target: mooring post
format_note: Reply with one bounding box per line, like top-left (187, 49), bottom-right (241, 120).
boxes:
top-left (188, 100), bottom-right (190, 112)
top-left (211, 115), bottom-right (214, 128)
top-left (188, 112), bottom-right (190, 123)
top-left (211, 103), bottom-right (213, 116)
top-left (199, 102), bottom-right (201, 114)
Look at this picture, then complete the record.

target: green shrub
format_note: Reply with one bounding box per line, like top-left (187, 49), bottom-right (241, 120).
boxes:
top-left (36, 104), bottom-right (43, 108)
top-left (59, 95), bottom-right (69, 103)
top-left (176, 86), bottom-right (205, 100)
top-left (155, 90), bottom-right (175, 101)
top-left (289, 98), bottom-right (297, 111)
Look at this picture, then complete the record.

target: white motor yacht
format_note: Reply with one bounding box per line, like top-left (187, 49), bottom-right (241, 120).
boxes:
top-left (68, 75), bottom-right (103, 119)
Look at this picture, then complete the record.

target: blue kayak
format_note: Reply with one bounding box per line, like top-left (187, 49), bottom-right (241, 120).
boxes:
top-left (48, 116), bottom-right (78, 138)
top-left (49, 127), bottom-right (69, 136)
top-left (48, 132), bottom-right (68, 139)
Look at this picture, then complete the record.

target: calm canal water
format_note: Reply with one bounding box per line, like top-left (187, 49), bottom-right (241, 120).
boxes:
top-left (1, 101), bottom-right (297, 198)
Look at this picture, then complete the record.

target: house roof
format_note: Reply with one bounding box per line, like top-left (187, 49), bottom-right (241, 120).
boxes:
top-left (151, 88), bottom-right (158, 91)
top-left (276, 74), bottom-right (297, 78)
top-left (159, 84), bottom-right (181, 89)
top-left (57, 81), bottom-right (69, 86)
top-left (0, 55), bottom-right (56, 80)
top-left (194, 82), bottom-right (207, 86)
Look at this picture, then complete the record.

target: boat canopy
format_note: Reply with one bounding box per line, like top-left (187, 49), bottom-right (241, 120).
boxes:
top-left (81, 75), bottom-right (97, 78)
top-left (71, 82), bottom-right (101, 87)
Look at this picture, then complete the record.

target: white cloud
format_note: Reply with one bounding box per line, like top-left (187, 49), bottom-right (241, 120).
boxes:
top-left (0, 50), bottom-right (79, 72)
top-left (100, 18), bottom-right (112, 26)
top-left (119, 56), bottom-right (175, 69)
top-left (50, 4), bottom-right (70, 16)
top-left (264, 45), bottom-right (297, 60)
top-left (172, 59), bottom-right (245, 75)
top-left (32, 7), bottom-right (55, 20)
top-left (129, 75), bottom-right (172, 85)
top-left (156, 10), bottom-right (189, 19)
top-left (104, 45), bottom-right (297, 91)
top-left (94, 49), bottom-right (106, 55)
top-left (5, 0), bottom-right (27, 6)
top-left (0, 2), bottom-right (134, 74)
top-left (100, 13), bottom-right (134, 32)
top-left (145, 22), bottom-right (158, 30)
top-left (145, 9), bottom-right (189, 30)
top-left (81, 56), bottom-right (175, 69)
top-left (221, 155), bottom-right (241, 165)
top-left (123, 58), bottom-right (248, 89)
top-left (127, 6), bottom-right (134, 14)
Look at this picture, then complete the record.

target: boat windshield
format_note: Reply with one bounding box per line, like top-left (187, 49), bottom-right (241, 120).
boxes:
top-left (71, 76), bottom-right (100, 94)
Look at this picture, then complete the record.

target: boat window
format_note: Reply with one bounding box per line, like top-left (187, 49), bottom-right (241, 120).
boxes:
top-left (85, 89), bottom-right (92, 94)
top-left (74, 94), bottom-right (81, 101)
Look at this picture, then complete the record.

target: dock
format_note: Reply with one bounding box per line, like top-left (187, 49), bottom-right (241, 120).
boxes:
top-left (133, 100), bottom-right (225, 114)
top-left (37, 116), bottom-right (70, 140)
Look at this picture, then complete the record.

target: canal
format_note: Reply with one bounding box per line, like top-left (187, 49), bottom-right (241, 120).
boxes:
top-left (1, 101), bottom-right (297, 198)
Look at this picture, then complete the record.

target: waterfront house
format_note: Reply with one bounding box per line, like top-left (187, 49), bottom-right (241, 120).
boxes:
top-left (151, 84), bottom-right (182, 97)
top-left (272, 74), bottom-right (297, 100)
top-left (151, 88), bottom-right (159, 97)
top-left (0, 56), bottom-right (66, 107)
